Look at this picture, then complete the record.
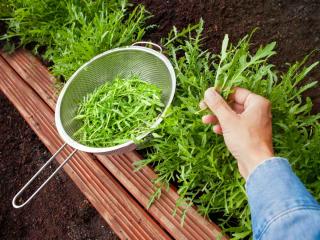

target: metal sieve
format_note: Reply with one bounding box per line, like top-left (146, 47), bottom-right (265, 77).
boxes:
top-left (13, 42), bottom-right (176, 208)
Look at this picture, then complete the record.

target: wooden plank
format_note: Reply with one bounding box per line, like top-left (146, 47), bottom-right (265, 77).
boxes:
top-left (3, 51), bottom-right (57, 110)
top-left (2, 49), bottom-right (226, 240)
top-left (97, 154), bottom-right (224, 240)
top-left (0, 55), bottom-right (171, 240)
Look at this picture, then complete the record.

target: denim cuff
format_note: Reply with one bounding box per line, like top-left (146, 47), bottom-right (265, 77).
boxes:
top-left (245, 157), bottom-right (319, 239)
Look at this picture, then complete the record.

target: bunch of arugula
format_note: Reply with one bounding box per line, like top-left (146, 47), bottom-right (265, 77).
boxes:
top-left (74, 75), bottom-right (164, 147)
top-left (136, 20), bottom-right (320, 239)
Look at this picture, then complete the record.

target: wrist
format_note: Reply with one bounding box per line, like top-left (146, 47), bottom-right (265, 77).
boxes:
top-left (242, 148), bottom-right (274, 179)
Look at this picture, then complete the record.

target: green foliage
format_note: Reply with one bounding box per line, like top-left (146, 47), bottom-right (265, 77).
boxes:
top-left (3, 1), bottom-right (320, 236)
top-left (44, 5), bottom-right (149, 79)
top-left (136, 20), bottom-right (320, 238)
top-left (213, 30), bottom-right (277, 98)
top-left (74, 75), bottom-right (164, 147)
top-left (0, 0), bottom-right (12, 18)
top-left (1, 0), bottom-right (150, 80)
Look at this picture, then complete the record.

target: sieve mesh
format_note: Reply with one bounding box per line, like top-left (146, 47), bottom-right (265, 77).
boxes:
top-left (55, 46), bottom-right (175, 154)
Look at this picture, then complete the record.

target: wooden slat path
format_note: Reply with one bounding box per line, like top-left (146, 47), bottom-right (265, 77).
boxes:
top-left (0, 49), bottom-right (226, 240)
top-left (0, 53), bottom-right (170, 240)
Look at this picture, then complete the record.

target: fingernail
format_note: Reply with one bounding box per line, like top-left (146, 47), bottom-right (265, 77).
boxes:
top-left (205, 88), bottom-right (218, 100)
top-left (199, 101), bottom-right (207, 110)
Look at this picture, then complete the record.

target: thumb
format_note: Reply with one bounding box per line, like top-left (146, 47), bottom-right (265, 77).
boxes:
top-left (204, 88), bottom-right (234, 122)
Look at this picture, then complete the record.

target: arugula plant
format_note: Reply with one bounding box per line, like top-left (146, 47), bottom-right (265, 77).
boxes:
top-left (0, 0), bottom-right (12, 18)
top-left (74, 75), bottom-right (164, 147)
top-left (1, 0), bottom-right (151, 80)
top-left (43, 3), bottom-right (150, 79)
top-left (136, 20), bottom-right (320, 239)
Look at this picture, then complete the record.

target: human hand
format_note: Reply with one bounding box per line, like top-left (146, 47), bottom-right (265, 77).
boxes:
top-left (201, 87), bottom-right (274, 179)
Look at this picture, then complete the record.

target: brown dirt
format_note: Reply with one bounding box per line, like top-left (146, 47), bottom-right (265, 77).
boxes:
top-left (134, 0), bottom-right (320, 111)
top-left (0, 93), bottom-right (118, 240)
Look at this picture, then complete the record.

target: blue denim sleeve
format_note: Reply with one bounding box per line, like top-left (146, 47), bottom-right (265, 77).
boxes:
top-left (245, 157), bottom-right (320, 240)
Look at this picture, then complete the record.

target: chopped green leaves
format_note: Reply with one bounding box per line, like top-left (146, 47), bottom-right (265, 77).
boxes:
top-left (74, 76), bottom-right (164, 147)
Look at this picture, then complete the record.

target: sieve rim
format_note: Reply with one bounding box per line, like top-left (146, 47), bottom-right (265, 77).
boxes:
top-left (55, 45), bottom-right (176, 154)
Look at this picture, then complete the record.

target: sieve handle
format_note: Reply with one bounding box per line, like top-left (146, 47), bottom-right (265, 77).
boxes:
top-left (132, 41), bottom-right (162, 52)
top-left (12, 143), bottom-right (77, 208)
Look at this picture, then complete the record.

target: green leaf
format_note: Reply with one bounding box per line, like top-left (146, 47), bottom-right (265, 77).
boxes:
top-left (221, 34), bottom-right (229, 61)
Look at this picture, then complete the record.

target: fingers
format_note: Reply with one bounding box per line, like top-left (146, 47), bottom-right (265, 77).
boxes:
top-left (204, 88), bottom-right (234, 122)
top-left (202, 114), bottom-right (218, 124)
top-left (213, 125), bottom-right (223, 135)
top-left (200, 90), bottom-right (244, 118)
top-left (201, 114), bottom-right (222, 135)
top-left (201, 103), bottom-right (242, 135)
top-left (228, 87), bottom-right (252, 106)
top-left (199, 100), bottom-right (208, 110)
top-left (229, 87), bottom-right (270, 111)
top-left (201, 115), bottom-right (222, 134)
top-left (230, 102), bottom-right (244, 113)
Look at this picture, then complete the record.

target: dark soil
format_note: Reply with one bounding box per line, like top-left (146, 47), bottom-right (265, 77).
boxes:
top-left (0, 93), bottom-right (118, 240)
top-left (134, 0), bottom-right (320, 111)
